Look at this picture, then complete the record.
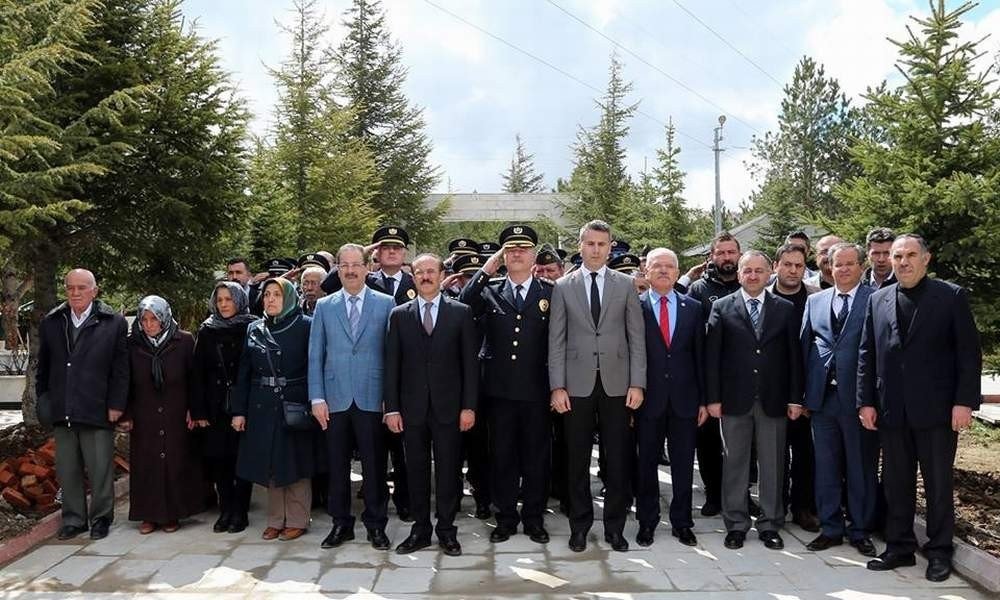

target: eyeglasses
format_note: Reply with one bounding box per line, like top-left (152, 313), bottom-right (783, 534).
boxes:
top-left (338, 263), bottom-right (366, 270)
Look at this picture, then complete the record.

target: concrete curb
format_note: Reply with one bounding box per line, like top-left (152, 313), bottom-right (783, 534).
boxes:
top-left (0, 475), bottom-right (129, 567)
top-left (914, 515), bottom-right (1000, 593)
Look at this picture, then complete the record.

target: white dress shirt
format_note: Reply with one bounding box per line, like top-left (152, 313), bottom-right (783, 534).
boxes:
top-left (832, 283), bottom-right (861, 316)
top-left (581, 265), bottom-right (607, 307)
top-left (417, 294), bottom-right (441, 328)
top-left (70, 303), bottom-right (93, 328)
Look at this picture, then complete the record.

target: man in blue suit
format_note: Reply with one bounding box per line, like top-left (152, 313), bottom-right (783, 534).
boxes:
top-left (634, 248), bottom-right (706, 548)
top-left (309, 243), bottom-right (396, 551)
top-left (858, 234), bottom-right (981, 582)
top-left (800, 243), bottom-right (878, 557)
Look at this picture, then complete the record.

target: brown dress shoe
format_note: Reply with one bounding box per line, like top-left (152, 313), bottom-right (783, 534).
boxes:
top-left (139, 521), bottom-right (157, 535)
top-left (262, 527), bottom-right (282, 540)
top-left (161, 521), bottom-right (180, 533)
top-left (280, 527), bottom-right (307, 541)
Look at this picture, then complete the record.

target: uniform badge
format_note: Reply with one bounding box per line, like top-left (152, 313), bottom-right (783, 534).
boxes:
top-left (513, 226), bottom-right (523, 234)
top-left (539, 299), bottom-right (549, 312)
top-left (406, 288), bottom-right (416, 299)
top-left (389, 227), bottom-right (398, 235)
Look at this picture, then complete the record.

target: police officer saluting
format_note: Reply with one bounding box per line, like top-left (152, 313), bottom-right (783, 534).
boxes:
top-left (459, 225), bottom-right (554, 544)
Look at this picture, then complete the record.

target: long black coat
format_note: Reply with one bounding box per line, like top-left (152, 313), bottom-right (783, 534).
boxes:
top-left (193, 323), bottom-right (248, 458)
top-left (232, 312), bottom-right (320, 487)
top-left (126, 330), bottom-right (206, 522)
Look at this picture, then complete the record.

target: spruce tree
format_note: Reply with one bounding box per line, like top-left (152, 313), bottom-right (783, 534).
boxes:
top-left (333, 0), bottom-right (442, 239)
top-left (501, 134), bottom-right (546, 193)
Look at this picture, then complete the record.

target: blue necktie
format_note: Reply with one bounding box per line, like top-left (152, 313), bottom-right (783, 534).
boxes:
top-left (348, 295), bottom-right (360, 339)
top-left (748, 298), bottom-right (760, 330)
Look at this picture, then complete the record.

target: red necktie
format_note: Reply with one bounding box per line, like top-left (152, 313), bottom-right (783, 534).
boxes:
top-left (659, 296), bottom-right (671, 348)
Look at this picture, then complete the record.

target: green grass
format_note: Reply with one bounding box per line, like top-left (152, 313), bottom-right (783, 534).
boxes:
top-left (967, 419), bottom-right (1000, 447)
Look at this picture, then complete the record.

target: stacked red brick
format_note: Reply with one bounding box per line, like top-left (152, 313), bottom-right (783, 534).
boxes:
top-left (0, 440), bottom-right (59, 513)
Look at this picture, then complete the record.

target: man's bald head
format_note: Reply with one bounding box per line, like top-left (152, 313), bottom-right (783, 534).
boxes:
top-left (64, 269), bottom-right (98, 314)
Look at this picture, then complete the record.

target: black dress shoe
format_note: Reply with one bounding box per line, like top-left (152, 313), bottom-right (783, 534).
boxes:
top-left (604, 532), bottom-right (629, 552)
top-left (850, 537), bottom-right (877, 557)
top-left (758, 530), bottom-right (784, 550)
top-left (724, 530), bottom-right (745, 549)
top-left (227, 514), bottom-right (248, 533)
top-left (367, 528), bottom-right (390, 550)
top-left (569, 531), bottom-right (587, 552)
top-left (90, 517), bottom-right (110, 540)
top-left (395, 532), bottom-right (432, 554)
top-left (57, 524), bottom-right (88, 540)
top-left (439, 536), bottom-right (462, 556)
top-left (867, 551), bottom-right (916, 571)
top-left (213, 513), bottom-right (232, 533)
top-left (524, 525), bottom-right (549, 544)
top-left (636, 525), bottom-right (655, 547)
top-left (671, 527), bottom-right (697, 547)
top-left (926, 557), bottom-right (952, 582)
top-left (489, 526), bottom-right (513, 543)
top-left (474, 504), bottom-right (492, 520)
top-left (700, 501), bottom-right (721, 517)
top-left (793, 510), bottom-right (821, 533)
top-left (321, 525), bottom-right (355, 549)
top-left (396, 507), bottom-right (414, 523)
top-left (806, 534), bottom-right (843, 551)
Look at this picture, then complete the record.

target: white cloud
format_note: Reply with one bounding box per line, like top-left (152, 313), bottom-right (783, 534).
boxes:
top-left (684, 148), bottom-right (755, 212)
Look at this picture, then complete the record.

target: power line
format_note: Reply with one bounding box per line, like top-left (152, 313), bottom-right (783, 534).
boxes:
top-left (420, 0), bottom-right (713, 150)
top-left (670, 0), bottom-right (782, 86)
top-left (542, 0), bottom-right (760, 134)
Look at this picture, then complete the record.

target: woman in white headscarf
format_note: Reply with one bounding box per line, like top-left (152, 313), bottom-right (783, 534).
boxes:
top-left (122, 295), bottom-right (206, 534)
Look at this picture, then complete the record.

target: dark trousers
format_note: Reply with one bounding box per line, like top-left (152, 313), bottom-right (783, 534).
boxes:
top-left (460, 411), bottom-right (491, 508)
top-left (403, 419), bottom-right (462, 539)
top-left (550, 416), bottom-right (568, 504)
top-left (386, 430), bottom-right (409, 512)
top-left (696, 416), bottom-right (723, 505)
top-left (812, 403), bottom-right (878, 541)
top-left (635, 413), bottom-right (697, 529)
top-left (784, 413), bottom-right (816, 514)
top-left (880, 424), bottom-right (957, 559)
top-left (327, 404), bottom-right (388, 530)
top-left (564, 374), bottom-right (631, 536)
top-left (208, 457), bottom-right (252, 518)
top-left (491, 398), bottom-right (551, 530)
top-left (54, 425), bottom-right (116, 528)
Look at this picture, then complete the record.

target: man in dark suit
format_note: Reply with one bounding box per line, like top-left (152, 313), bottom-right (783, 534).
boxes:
top-left (706, 250), bottom-right (803, 551)
top-left (460, 225), bottom-right (554, 544)
top-left (549, 219), bottom-right (646, 553)
top-left (801, 243), bottom-right (878, 557)
top-left (384, 253), bottom-right (479, 556)
top-left (634, 248), bottom-right (706, 548)
top-left (322, 225), bottom-right (414, 520)
top-left (858, 234), bottom-right (981, 582)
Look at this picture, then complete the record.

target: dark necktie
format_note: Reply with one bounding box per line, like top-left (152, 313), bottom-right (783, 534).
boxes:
top-left (422, 301), bottom-right (434, 335)
top-left (515, 284), bottom-right (524, 312)
top-left (589, 272), bottom-right (601, 327)
top-left (748, 298), bottom-right (760, 330)
top-left (834, 293), bottom-right (850, 336)
top-left (383, 273), bottom-right (395, 296)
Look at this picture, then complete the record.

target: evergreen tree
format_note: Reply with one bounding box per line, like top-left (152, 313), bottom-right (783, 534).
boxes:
top-left (749, 55), bottom-right (860, 242)
top-left (333, 0), bottom-right (443, 239)
top-left (834, 0), bottom-right (1000, 354)
top-left (563, 53), bottom-right (636, 229)
top-left (501, 134), bottom-right (546, 193)
top-left (248, 0), bottom-right (381, 257)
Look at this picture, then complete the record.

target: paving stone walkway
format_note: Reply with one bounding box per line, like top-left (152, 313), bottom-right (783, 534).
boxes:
top-left (0, 457), bottom-right (993, 599)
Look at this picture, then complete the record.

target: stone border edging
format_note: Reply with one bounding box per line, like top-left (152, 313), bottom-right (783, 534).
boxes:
top-left (914, 514), bottom-right (1000, 593)
top-left (0, 475), bottom-right (129, 567)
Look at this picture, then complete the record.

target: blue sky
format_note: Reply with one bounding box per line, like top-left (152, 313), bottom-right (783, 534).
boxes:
top-left (181, 0), bottom-right (1000, 212)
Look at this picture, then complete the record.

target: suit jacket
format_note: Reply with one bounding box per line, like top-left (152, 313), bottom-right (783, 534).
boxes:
top-left (308, 287), bottom-right (395, 413)
top-left (801, 285), bottom-right (873, 416)
top-left (637, 290), bottom-right (705, 420)
top-left (857, 278), bottom-right (981, 429)
top-left (705, 290), bottom-right (803, 418)
top-left (321, 268), bottom-right (417, 306)
top-left (548, 267), bottom-right (646, 397)
top-left (459, 269), bottom-right (553, 402)
top-left (384, 296), bottom-right (479, 426)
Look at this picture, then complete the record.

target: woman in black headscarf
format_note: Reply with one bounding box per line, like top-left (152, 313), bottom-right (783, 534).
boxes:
top-left (231, 278), bottom-right (318, 541)
top-left (123, 295), bottom-right (206, 534)
top-left (194, 281), bottom-right (257, 533)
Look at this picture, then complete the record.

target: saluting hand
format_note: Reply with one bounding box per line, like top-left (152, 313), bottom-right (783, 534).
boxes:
top-left (312, 402), bottom-right (330, 431)
top-left (550, 388), bottom-right (571, 413)
top-left (483, 249), bottom-right (504, 276)
top-left (459, 409), bottom-right (475, 432)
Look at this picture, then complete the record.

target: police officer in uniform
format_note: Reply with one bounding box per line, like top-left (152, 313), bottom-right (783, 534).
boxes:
top-left (460, 225), bottom-right (554, 544)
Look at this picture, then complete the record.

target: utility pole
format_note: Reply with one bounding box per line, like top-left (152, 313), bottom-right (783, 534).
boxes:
top-left (713, 115), bottom-right (726, 234)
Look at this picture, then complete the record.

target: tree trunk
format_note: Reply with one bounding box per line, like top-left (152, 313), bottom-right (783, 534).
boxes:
top-left (1, 261), bottom-right (31, 351)
top-left (21, 240), bottom-right (59, 425)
